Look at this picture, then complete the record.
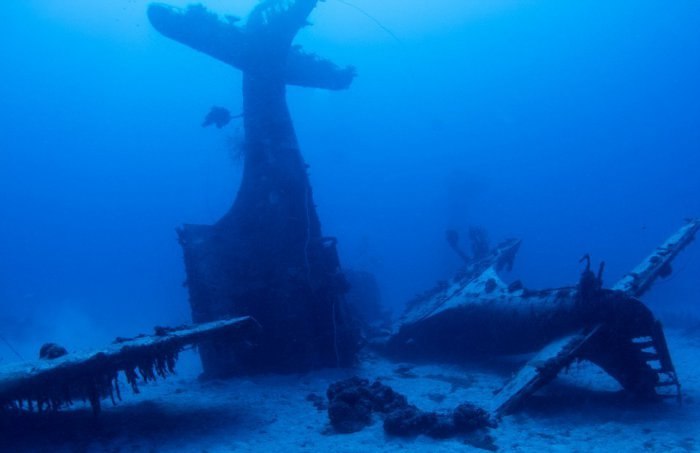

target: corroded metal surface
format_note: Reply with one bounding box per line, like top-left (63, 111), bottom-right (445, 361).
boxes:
top-left (147, 3), bottom-right (355, 90)
top-left (388, 221), bottom-right (698, 412)
top-left (614, 219), bottom-right (700, 297)
top-left (0, 316), bottom-right (260, 413)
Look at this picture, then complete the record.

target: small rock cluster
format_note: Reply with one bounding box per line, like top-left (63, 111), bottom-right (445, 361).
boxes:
top-left (326, 376), bottom-right (495, 438)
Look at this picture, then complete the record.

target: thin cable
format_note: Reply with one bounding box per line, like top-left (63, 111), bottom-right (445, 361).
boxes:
top-left (303, 183), bottom-right (312, 285)
top-left (303, 183), bottom-right (339, 367)
top-left (332, 0), bottom-right (402, 44)
top-left (0, 334), bottom-right (24, 361)
top-left (332, 298), bottom-right (340, 368)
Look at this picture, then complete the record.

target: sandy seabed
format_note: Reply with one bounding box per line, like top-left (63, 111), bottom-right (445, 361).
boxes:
top-left (3, 328), bottom-right (699, 452)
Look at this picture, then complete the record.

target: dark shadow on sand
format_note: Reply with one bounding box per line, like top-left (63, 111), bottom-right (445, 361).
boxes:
top-left (0, 400), bottom-right (247, 451)
top-left (518, 381), bottom-right (681, 422)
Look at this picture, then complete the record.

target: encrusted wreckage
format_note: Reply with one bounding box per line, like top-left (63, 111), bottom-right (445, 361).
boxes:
top-left (149, 0), bottom-right (359, 376)
top-left (1, 0), bottom-right (696, 427)
top-left (385, 219), bottom-right (700, 416)
top-left (0, 0), bottom-right (359, 417)
top-left (2, 0), bottom-right (357, 417)
top-left (0, 317), bottom-right (259, 415)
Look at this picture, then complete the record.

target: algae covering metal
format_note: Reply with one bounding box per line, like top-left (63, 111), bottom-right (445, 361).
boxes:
top-left (0, 316), bottom-right (260, 414)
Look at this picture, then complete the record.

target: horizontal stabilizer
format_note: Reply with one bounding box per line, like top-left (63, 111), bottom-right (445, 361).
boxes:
top-left (148, 3), bottom-right (355, 90)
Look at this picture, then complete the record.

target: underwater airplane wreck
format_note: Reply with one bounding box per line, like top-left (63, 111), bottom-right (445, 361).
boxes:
top-left (1, 1), bottom-right (698, 439)
top-left (0, 219), bottom-right (696, 419)
top-left (385, 219), bottom-right (700, 417)
top-left (149, 0), bottom-right (360, 376)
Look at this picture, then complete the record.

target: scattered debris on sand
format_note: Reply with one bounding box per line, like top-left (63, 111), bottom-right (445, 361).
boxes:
top-left (327, 376), bottom-right (494, 440)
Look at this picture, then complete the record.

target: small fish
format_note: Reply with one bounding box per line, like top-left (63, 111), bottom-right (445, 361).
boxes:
top-left (202, 106), bottom-right (241, 128)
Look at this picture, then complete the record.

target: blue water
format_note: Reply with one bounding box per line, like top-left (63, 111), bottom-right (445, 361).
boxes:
top-left (1, 0), bottom-right (699, 366)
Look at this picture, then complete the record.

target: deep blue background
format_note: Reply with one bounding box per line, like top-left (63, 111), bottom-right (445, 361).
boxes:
top-left (1, 0), bottom-right (699, 357)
